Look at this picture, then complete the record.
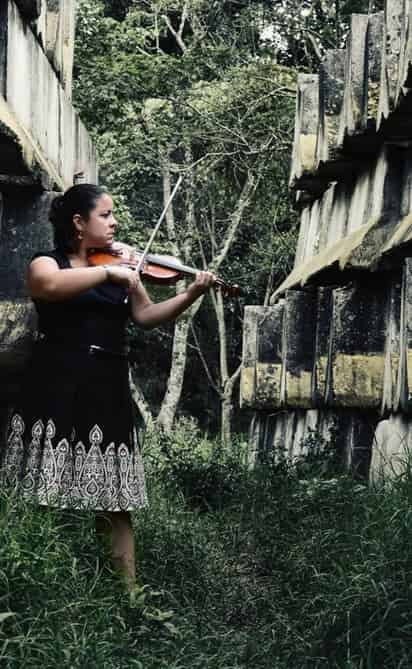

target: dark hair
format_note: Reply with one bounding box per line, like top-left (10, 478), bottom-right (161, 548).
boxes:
top-left (49, 184), bottom-right (107, 252)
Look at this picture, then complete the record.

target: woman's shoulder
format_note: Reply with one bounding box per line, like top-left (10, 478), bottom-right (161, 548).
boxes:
top-left (30, 248), bottom-right (70, 269)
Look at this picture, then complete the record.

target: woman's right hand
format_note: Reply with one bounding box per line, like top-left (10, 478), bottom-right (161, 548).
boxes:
top-left (105, 265), bottom-right (142, 292)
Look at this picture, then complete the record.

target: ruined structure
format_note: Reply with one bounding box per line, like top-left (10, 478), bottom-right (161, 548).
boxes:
top-left (0, 1), bottom-right (97, 435)
top-left (241, 0), bottom-right (412, 479)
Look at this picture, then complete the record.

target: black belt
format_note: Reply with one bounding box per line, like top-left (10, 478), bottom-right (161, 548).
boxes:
top-left (88, 344), bottom-right (129, 360)
top-left (35, 335), bottom-right (129, 360)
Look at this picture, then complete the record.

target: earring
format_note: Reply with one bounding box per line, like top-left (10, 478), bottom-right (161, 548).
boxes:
top-left (78, 231), bottom-right (83, 240)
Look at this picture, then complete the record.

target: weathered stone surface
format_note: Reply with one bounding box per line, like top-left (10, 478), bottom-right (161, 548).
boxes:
top-left (0, 190), bottom-right (54, 299)
top-left (338, 14), bottom-right (370, 144)
top-left (315, 49), bottom-right (346, 167)
top-left (13, 1), bottom-right (76, 95)
top-left (329, 283), bottom-right (387, 408)
top-left (371, 414), bottom-right (412, 481)
top-left (240, 306), bottom-right (261, 408)
top-left (294, 198), bottom-right (324, 265)
top-left (274, 142), bottom-right (406, 297)
top-left (248, 407), bottom-right (376, 477)
top-left (395, 1), bottom-right (412, 105)
top-left (244, 2), bottom-right (412, 480)
top-left (290, 74), bottom-right (319, 188)
top-left (44, 0), bottom-right (76, 95)
top-left (316, 185), bottom-right (335, 253)
top-left (272, 220), bottom-right (376, 299)
top-left (382, 152), bottom-right (412, 254)
top-left (281, 289), bottom-right (317, 408)
top-left (0, 1), bottom-right (99, 443)
top-left (0, 298), bottom-right (36, 368)
top-left (312, 287), bottom-right (334, 407)
top-left (395, 258), bottom-right (412, 413)
top-left (342, 410), bottom-right (377, 479)
top-left (378, 0), bottom-right (404, 127)
top-left (255, 303), bottom-right (284, 409)
top-left (382, 276), bottom-right (401, 414)
top-left (368, 12), bottom-right (385, 120)
top-left (0, 1), bottom-right (97, 189)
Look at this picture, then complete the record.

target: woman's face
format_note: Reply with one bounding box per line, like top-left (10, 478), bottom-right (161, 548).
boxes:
top-left (76, 193), bottom-right (117, 247)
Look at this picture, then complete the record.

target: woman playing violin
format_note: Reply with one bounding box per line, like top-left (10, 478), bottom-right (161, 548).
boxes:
top-left (0, 183), bottom-right (215, 593)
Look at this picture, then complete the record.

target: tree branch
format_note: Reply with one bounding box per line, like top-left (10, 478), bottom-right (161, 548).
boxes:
top-left (162, 14), bottom-right (187, 53)
top-left (129, 369), bottom-right (154, 429)
top-left (190, 323), bottom-right (222, 396)
top-left (211, 168), bottom-right (260, 274)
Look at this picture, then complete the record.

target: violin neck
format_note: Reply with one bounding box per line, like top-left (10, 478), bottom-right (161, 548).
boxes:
top-left (138, 249), bottom-right (198, 278)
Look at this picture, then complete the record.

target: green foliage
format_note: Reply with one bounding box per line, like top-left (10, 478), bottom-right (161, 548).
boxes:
top-left (72, 0), bottom-right (299, 432)
top-left (3, 433), bottom-right (412, 667)
top-left (142, 416), bottom-right (249, 509)
top-left (73, 0), bottom-right (297, 286)
top-left (268, 0), bottom-right (385, 68)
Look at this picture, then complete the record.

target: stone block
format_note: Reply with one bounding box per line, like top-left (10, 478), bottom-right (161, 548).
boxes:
top-left (13, 1), bottom-right (76, 95)
top-left (44, 0), bottom-right (76, 95)
top-left (0, 190), bottom-right (54, 299)
top-left (281, 289), bottom-right (317, 408)
top-left (0, 1), bottom-right (97, 189)
top-left (382, 276), bottom-right (401, 414)
top-left (395, 258), bottom-right (412, 413)
top-left (240, 306), bottom-right (261, 408)
top-left (255, 302), bottom-right (284, 409)
top-left (340, 410), bottom-right (377, 479)
top-left (294, 204), bottom-right (311, 267)
top-left (315, 49), bottom-right (346, 167)
top-left (290, 74), bottom-right (319, 188)
top-left (377, 0), bottom-right (404, 126)
top-left (371, 413), bottom-right (412, 481)
top-left (395, 0), bottom-right (412, 104)
top-left (338, 14), bottom-right (370, 144)
top-left (329, 282), bottom-right (387, 408)
top-left (367, 12), bottom-right (385, 119)
top-left (248, 406), bottom-right (376, 479)
top-left (0, 298), bottom-right (36, 369)
top-left (316, 184), bottom-right (335, 252)
top-left (324, 180), bottom-right (351, 248)
top-left (312, 287), bottom-right (334, 407)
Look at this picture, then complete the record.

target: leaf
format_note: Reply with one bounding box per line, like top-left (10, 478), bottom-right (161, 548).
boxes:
top-left (163, 621), bottom-right (181, 636)
top-left (143, 608), bottom-right (174, 622)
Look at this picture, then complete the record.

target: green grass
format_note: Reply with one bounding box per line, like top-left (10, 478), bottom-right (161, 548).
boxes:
top-left (2, 427), bottom-right (412, 668)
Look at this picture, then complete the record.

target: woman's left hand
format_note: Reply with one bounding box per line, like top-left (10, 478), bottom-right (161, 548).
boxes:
top-left (186, 271), bottom-right (216, 299)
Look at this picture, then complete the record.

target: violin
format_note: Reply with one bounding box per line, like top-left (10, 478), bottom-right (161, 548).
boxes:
top-left (87, 244), bottom-right (240, 297)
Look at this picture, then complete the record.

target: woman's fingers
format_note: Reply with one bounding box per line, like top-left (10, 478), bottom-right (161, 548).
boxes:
top-left (187, 271), bottom-right (217, 298)
top-left (197, 270), bottom-right (216, 288)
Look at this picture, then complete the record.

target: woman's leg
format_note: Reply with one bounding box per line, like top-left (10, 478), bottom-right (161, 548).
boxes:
top-left (95, 510), bottom-right (136, 591)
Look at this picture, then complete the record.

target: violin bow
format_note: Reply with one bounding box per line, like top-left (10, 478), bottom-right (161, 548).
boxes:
top-left (136, 175), bottom-right (183, 274)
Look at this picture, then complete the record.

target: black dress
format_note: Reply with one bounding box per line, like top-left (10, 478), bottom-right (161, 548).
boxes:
top-left (0, 249), bottom-right (147, 511)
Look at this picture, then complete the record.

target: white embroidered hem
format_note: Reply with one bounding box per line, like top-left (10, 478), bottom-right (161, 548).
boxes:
top-left (1, 414), bottom-right (148, 512)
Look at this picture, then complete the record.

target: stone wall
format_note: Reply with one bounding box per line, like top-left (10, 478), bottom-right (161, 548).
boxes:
top-left (241, 0), bottom-right (412, 479)
top-left (0, 1), bottom-right (97, 419)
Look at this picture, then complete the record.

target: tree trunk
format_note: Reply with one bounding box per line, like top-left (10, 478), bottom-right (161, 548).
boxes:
top-left (156, 311), bottom-right (192, 432)
top-left (129, 370), bottom-right (154, 429)
top-left (221, 382), bottom-right (233, 444)
top-left (155, 151), bottom-right (200, 433)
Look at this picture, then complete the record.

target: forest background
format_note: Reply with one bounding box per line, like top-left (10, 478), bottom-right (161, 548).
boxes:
top-left (73, 0), bottom-right (384, 441)
top-left (7, 4), bottom-right (412, 669)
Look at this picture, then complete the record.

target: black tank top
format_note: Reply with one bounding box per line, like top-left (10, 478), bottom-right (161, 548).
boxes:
top-left (32, 249), bottom-right (131, 352)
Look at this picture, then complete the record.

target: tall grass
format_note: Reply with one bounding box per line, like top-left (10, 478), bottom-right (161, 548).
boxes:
top-left (1, 422), bottom-right (412, 668)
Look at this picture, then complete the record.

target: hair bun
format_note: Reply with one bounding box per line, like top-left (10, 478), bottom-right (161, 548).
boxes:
top-left (49, 195), bottom-right (65, 225)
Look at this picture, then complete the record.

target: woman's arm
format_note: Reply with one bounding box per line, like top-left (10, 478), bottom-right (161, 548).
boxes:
top-left (27, 256), bottom-right (140, 301)
top-left (129, 271), bottom-right (215, 329)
